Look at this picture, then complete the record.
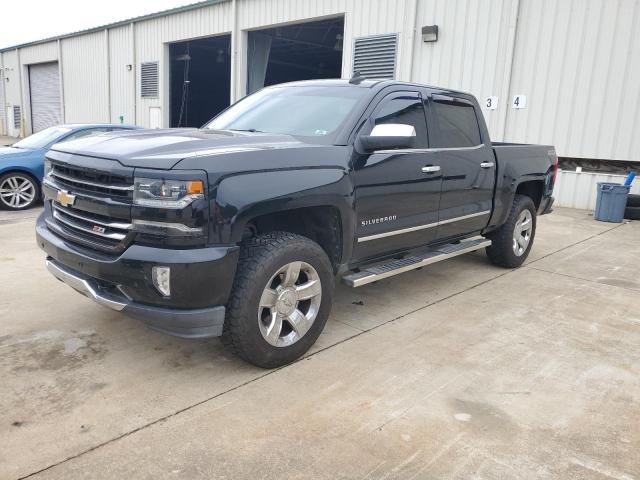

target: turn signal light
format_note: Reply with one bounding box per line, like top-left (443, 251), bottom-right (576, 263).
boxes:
top-left (187, 181), bottom-right (204, 195)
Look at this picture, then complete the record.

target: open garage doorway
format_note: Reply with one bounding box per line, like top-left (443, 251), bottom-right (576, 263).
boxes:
top-left (247, 17), bottom-right (344, 94)
top-left (169, 35), bottom-right (231, 128)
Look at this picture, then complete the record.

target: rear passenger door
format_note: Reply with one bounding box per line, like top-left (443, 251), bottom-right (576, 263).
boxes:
top-left (426, 94), bottom-right (495, 240)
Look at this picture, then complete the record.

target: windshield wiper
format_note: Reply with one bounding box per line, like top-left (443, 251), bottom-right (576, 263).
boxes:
top-left (229, 128), bottom-right (264, 133)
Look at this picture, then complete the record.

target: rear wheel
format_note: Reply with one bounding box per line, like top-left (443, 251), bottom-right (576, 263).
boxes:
top-left (485, 194), bottom-right (537, 268)
top-left (222, 232), bottom-right (334, 368)
top-left (0, 173), bottom-right (39, 210)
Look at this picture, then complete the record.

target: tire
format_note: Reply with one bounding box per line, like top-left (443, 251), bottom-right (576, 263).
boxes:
top-left (222, 231), bottom-right (334, 368)
top-left (626, 194), bottom-right (640, 208)
top-left (0, 172), bottom-right (40, 210)
top-left (485, 194), bottom-right (537, 268)
top-left (624, 206), bottom-right (640, 220)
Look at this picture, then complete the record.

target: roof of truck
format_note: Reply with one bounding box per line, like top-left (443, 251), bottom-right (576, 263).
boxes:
top-left (272, 79), bottom-right (473, 98)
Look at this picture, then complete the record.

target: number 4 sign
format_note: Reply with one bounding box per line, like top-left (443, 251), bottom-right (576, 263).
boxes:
top-left (512, 95), bottom-right (527, 109)
top-left (484, 96), bottom-right (498, 110)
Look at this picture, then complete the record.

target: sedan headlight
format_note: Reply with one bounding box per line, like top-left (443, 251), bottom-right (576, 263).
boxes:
top-left (133, 178), bottom-right (204, 209)
top-left (44, 159), bottom-right (54, 178)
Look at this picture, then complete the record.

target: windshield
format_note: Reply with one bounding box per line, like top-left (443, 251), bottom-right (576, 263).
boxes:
top-left (13, 126), bottom-right (72, 149)
top-left (204, 86), bottom-right (366, 138)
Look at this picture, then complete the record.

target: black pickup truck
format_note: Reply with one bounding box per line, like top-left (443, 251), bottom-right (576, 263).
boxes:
top-left (37, 79), bottom-right (556, 367)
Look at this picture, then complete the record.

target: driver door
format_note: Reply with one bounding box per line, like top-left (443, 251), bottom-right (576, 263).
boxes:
top-left (352, 91), bottom-right (442, 262)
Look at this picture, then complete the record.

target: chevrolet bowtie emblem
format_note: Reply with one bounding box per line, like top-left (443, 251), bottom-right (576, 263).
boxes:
top-left (56, 190), bottom-right (76, 207)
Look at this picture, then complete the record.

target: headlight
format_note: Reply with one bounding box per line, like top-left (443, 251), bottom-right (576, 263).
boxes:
top-left (133, 178), bottom-right (204, 209)
top-left (44, 159), bottom-right (53, 178)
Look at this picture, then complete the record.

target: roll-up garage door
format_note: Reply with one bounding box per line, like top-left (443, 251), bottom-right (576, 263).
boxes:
top-left (29, 62), bottom-right (61, 132)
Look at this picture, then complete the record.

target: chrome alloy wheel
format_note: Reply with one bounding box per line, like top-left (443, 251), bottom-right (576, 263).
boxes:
top-left (0, 175), bottom-right (36, 209)
top-left (513, 209), bottom-right (533, 256)
top-left (258, 261), bottom-right (322, 347)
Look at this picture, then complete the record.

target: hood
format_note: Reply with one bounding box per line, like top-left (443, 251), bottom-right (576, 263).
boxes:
top-left (50, 128), bottom-right (312, 169)
top-left (0, 146), bottom-right (36, 159)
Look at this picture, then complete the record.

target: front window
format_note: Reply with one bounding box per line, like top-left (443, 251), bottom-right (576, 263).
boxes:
top-left (12, 126), bottom-right (72, 149)
top-left (204, 86), bottom-right (366, 138)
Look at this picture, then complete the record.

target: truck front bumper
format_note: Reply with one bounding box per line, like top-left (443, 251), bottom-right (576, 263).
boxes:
top-left (36, 214), bottom-right (239, 338)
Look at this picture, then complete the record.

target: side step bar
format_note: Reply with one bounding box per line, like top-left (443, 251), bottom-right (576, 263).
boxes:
top-left (342, 237), bottom-right (491, 287)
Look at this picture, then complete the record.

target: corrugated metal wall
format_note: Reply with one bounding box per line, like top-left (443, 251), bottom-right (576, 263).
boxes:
top-left (108, 26), bottom-right (135, 124)
top-left (0, 55), bottom-right (5, 135)
top-left (555, 170), bottom-right (640, 210)
top-left (504, 0), bottom-right (640, 162)
top-left (61, 32), bottom-right (110, 123)
top-left (410, 0), bottom-right (517, 140)
top-left (1, 50), bottom-right (22, 135)
top-left (1, 0), bottom-right (639, 165)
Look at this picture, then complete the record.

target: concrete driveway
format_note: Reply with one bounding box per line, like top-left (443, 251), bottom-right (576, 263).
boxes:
top-left (1, 207), bottom-right (638, 479)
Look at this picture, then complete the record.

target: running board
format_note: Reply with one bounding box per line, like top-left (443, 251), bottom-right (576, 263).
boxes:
top-left (342, 237), bottom-right (491, 287)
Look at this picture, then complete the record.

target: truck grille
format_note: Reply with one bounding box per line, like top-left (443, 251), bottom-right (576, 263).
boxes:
top-left (45, 160), bottom-right (134, 253)
top-left (50, 163), bottom-right (133, 199)
top-left (52, 202), bottom-right (131, 242)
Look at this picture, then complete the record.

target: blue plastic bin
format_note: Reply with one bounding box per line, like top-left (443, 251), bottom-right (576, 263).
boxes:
top-left (594, 182), bottom-right (630, 223)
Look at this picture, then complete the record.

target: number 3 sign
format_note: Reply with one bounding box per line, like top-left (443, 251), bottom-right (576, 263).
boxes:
top-left (484, 96), bottom-right (498, 110)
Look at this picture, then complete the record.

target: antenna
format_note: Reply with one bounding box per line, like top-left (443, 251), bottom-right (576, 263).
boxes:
top-left (349, 71), bottom-right (365, 85)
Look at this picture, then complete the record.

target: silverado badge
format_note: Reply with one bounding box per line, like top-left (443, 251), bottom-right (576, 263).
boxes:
top-left (56, 190), bottom-right (76, 208)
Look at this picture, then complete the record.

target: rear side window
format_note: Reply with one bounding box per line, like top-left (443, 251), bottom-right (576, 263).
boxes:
top-left (372, 94), bottom-right (428, 148)
top-left (430, 98), bottom-right (482, 148)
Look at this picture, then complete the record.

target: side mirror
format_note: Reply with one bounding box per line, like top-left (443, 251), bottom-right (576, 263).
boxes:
top-left (358, 123), bottom-right (416, 152)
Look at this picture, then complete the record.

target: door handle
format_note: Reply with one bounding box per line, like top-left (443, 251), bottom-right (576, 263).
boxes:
top-left (480, 162), bottom-right (495, 169)
top-left (421, 165), bottom-right (441, 173)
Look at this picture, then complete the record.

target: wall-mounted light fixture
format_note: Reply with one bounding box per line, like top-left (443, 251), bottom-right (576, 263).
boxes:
top-left (422, 25), bottom-right (438, 42)
top-left (126, 64), bottom-right (132, 71)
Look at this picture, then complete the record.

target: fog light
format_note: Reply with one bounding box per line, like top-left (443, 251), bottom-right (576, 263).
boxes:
top-left (152, 266), bottom-right (171, 296)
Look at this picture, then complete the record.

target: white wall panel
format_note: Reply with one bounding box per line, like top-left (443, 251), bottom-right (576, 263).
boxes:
top-left (109, 26), bottom-right (135, 124)
top-left (1, 51), bottom-right (21, 110)
top-left (410, 0), bottom-right (517, 140)
top-left (0, 55), bottom-right (6, 135)
top-left (18, 42), bottom-right (57, 65)
top-left (555, 170), bottom-right (640, 210)
top-left (61, 31), bottom-right (109, 123)
top-left (505, 0), bottom-right (640, 161)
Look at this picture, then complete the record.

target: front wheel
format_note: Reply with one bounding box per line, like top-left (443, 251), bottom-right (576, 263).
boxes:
top-left (485, 194), bottom-right (537, 268)
top-left (0, 173), bottom-right (39, 210)
top-left (222, 232), bottom-right (334, 368)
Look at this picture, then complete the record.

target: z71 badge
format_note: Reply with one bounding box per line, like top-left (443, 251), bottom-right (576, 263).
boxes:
top-left (361, 215), bottom-right (397, 227)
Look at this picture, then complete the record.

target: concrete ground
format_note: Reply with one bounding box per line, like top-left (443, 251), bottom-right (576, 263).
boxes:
top-left (1, 207), bottom-right (638, 479)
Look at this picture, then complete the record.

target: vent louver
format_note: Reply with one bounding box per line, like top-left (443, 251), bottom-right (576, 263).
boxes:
top-left (140, 62), bottom-right (159, 98)
top-left (13, 106), bottom-right (21, 129)
top-left (353, 34), bottom-right (398, 80)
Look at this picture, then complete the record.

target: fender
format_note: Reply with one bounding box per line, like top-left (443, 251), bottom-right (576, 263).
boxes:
top-left (487, 167), bottom-right (549, 232)
top-left (209, 167), bottom-right (355, 259)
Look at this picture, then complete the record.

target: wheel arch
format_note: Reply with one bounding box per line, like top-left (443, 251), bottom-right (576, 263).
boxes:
top-left (515, 180), bottom-right (544, 209)
top-left (211, 168), bottom-right (356, 268)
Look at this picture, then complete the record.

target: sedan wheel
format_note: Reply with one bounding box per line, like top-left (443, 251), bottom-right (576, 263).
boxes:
top-left (0, 174), bottom-right (38, 210)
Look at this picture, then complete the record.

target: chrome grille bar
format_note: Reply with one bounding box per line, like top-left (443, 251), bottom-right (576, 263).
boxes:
top-left (52, 202), bottom-right (132, 230)
top-left (50, 170), bottom-right (134, 191)
top-left (52, 209), bottom-right (127, 240)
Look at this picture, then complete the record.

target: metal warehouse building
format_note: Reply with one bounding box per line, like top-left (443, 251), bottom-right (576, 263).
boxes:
top-left (1, 0), bottom-right (639, 174)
